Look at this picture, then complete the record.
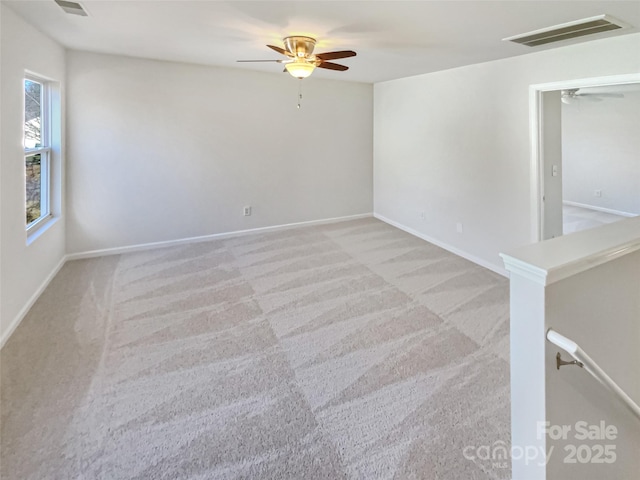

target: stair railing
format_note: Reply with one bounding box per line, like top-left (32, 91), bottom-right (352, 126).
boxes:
top-left (547, 328), bottom-right (640, 420)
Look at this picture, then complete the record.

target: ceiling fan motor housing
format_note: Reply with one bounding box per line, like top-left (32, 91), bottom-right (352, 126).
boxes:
top-left (284, 36), bottom-right (316, 58)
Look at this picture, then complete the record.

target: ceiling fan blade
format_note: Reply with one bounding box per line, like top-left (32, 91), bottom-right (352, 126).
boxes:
top-left (267, 45), bottom-right (293, 57)
top-left (236, 60), bottom-right (284, 63)
top-left (596, 93), bottom-right (624, 98)
top-left (316, 50), bottom-right (357, 61)
top-left (578, 93), bottom-right (625, 98)
top-left (317, 61), bottom-right (349, 71)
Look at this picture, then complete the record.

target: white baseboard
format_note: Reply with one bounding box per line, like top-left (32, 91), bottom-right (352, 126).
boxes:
top-left (1, 255), bottom-right (67, 350)
top-left (563, 201), bottom-right (638, 218)
top-left (66, 213), bottom-right (373, 260)
top-left (373, 213), bottom-right (509, 278)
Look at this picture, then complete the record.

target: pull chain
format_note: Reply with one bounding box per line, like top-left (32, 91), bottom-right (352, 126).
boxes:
top-left (297, 79), bottom-right (303, 109)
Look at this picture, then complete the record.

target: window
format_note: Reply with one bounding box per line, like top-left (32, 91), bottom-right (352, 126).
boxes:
top-left (24, 76), bottom-right (51, 230)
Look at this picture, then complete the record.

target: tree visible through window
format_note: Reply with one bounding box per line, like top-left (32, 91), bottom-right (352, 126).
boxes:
top-left (24, 77), bottom-right (50, 228)
top-left (24, 80), bottom-right (42, 148)
top-left (25, 153), bottom-right (42, 224)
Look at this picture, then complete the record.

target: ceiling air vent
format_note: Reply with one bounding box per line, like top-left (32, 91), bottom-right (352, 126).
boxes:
top-left (54, 0), bottom-right (88, 16)
top-left (503, 15), bottom-right (628, 47)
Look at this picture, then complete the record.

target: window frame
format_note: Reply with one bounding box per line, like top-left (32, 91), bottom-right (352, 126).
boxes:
top-left (24, 74), bottom-right (52, 234)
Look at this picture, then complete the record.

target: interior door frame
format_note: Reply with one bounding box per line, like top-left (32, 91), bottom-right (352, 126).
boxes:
top-left (529, 73), bottom-right (640, 242)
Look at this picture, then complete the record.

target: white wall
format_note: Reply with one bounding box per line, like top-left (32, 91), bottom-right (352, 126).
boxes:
top-left (374, 33), bottom-right (640, 272)
top-left (562, 90), bottom-right (640, 216)
top-left (0, 4), bottom-right (66, 344)
top-left (543, 90), bottom-right (564, 240)
top-left (65, 51), bottom-right (373, 254)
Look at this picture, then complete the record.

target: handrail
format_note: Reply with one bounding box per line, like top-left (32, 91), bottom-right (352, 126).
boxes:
top-left (547, 328), bottom-right (640, 420)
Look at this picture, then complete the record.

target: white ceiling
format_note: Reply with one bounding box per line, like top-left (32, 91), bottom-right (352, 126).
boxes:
top-left (4, 0), bottom-right (640, 83)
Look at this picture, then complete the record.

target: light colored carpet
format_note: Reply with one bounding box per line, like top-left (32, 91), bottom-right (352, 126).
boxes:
top-left (1, 218), bottom-right (511, 479)
top-left (563, 204), bottom-right (629, 234)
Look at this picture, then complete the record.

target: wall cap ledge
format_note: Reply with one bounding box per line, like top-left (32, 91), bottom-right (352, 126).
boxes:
top-left (501, 216), bottom-right (640, 286)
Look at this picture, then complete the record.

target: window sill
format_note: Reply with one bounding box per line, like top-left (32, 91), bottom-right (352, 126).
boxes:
top-left (26, 215), bottom-right (58, 246)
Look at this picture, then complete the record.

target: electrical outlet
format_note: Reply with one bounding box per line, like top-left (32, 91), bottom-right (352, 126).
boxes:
top-left (243, 206), bottom-right (252, 216)
top-left (420, 211), bottom-right (426, 221)
top-left (594, 190), bottom-right (602, 198)
top-left (456, 222), bottom-right (463, 234)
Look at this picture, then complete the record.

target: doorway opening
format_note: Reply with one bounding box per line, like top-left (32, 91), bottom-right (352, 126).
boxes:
top-left (529, 73), bottom-right (640, 242)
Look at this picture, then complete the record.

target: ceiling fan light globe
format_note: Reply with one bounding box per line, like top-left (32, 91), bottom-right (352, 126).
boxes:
top-left (560, 89), bottom-right (578, 104)
top-left (285, 61), bottom-right (315, 79)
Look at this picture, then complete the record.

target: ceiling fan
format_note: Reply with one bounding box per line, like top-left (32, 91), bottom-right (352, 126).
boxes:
top-left (561, 88), bottom-right (625, 104)
top-left (237, 36), bottom-right (356, 79)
